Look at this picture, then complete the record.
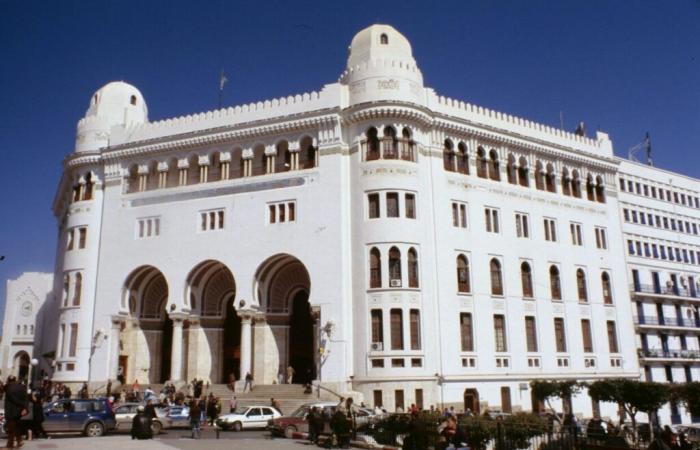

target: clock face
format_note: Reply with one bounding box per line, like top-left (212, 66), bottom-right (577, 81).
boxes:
top-left (21, 301), bottom-right (32, 317)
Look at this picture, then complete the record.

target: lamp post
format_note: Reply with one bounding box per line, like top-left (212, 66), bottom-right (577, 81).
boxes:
top-left (30, 358), bottom-right (39, 389)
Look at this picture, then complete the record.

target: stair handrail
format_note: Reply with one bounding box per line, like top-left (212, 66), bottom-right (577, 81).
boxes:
top-left (313, 382), bottom-right (343, 400)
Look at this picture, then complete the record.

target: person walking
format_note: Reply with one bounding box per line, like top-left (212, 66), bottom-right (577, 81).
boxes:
top-left (30, 391), bottom-right (47, 440)
top-left (188, 398), bottom-right (201, 439)
top-left (207, 394), bottom-right (218, 426)
top-left (286, 365), bottom-right (295, 384)
top-left (131, 405), bottom-right (153, 440)
top-left (227, 372), bottom-right (236, 392)
top-left (243, 372), bottom-right (253, 392)
top-left (4, 375), bottom-right (29, 449)
top-left (229, 395), bottom-right (237, 413)
top-left (270, 398), bottom-right (282, 415)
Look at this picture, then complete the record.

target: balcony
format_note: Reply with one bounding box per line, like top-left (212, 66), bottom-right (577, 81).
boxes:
top-left (638, 348), bottom-right (700, 360)
top-left (630, 283), bottom-right (698, 300)
top-left (634, 315), bottom-right (700, 329)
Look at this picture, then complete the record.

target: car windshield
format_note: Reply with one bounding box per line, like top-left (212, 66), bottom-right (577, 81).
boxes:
top-left (229, 407), bottom-right (248, 415)
top-left (290, 406), bottom-right (308, 418)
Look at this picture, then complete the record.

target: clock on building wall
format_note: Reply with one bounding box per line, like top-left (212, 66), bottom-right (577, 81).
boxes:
top-left (21, 301), bottom-right (32, 317)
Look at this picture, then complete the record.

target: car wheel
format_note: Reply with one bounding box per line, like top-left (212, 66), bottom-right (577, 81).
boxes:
top-left (232, 421), bottom-right (242, 432)
top-left (284, 425), bottom-right (297, 439)
top-left (85, 421), bottom-right (105, 437)
top-left (151, 420), bottom-right (163, 435)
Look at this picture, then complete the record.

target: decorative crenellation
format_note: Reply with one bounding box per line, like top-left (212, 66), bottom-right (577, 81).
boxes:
top-left (339, 58), bottom-right (423, 83)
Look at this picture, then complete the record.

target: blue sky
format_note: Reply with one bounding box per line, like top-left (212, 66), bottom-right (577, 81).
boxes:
top-left (1, 0), bottom-right (699, 315)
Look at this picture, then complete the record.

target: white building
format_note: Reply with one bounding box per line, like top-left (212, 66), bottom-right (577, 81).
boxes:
top-left (618, 160), bottom-right (700, 424)
top-left (0, 272), bottom-right (54, 381)
top-left (11, 23), bottom-right (659, 418)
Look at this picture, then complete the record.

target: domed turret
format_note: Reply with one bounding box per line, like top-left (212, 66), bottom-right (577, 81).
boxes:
top-left (75, 81), bottom-right (148, 152)
top-left (340, 24), bottom-right (424, 106)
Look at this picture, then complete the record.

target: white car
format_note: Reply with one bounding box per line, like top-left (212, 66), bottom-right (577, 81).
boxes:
top-left (215, 406), bottom-right (281, 431)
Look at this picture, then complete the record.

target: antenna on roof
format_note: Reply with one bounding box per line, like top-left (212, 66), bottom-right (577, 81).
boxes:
top-left (644, 132), bottom-right (653, 166)
top-left (628, 133), bottom-right (651, 163)
top-left (218, 69), bottom-right (228, 109)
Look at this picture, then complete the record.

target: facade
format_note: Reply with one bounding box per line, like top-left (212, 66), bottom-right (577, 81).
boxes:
top-left (9, 23), bottom-right (696, 420)
top-left (0, 272), bottom-right (53, 381)
top-left (618, 160), bottom-right (700, 424)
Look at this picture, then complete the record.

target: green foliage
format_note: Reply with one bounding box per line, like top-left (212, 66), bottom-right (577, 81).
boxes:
top-left (500, 413), bottom-right (548, 450)
top-left (459, 416), bottom-right (496, 450)
top-left (530, 380), bottom-right (583, 403)
top-left (669, 382), bottom-right (700, 417)
top-left (371, 412), bottom-right (441, 447)
top-left (589, 379), bottom-right (669, 415)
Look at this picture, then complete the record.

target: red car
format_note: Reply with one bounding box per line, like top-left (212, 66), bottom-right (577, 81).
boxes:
top-left (269, 401), bottom-right (375, 438)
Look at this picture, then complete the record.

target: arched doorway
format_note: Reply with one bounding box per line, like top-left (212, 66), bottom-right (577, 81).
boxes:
top-left (464, 388), bottom-right (480, 414)
top-left (14, 351), bottom-right (30, 382)
top-left (255, 254), bottom-right (313, 384)
top-left (123, 265), bottom-right (171, 384)
top-left (186, 260), bottom-right (237, 383)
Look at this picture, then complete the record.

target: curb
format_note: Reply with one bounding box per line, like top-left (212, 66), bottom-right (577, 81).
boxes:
top-left (288, 431), bottom-right (399, 450)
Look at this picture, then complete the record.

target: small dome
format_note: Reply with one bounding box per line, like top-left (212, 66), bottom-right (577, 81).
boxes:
top-left (347, 24), bottom-right (415, 69)
top-left (85, 81), bottom-right (148, 127)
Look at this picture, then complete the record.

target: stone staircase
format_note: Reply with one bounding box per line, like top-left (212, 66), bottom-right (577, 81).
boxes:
top-left (141, 383), bottom-right (339, 416)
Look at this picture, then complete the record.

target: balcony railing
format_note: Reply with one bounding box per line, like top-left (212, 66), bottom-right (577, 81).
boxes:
top-left (631, 283), bottom-right (698, 299)
top-left (638, 348), bottom-right (700, 359)
top-left (634, 315), bottom-right (700, 328)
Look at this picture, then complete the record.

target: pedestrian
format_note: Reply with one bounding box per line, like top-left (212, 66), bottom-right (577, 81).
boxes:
top-left (144, 398), bottom-right (156, 421)
top-left (277, 369), bottom-right (284, 385)
top-left (229, 395), bottom-right (237, 413)
top-left (189, 398), bottom-right (201, 439)
top-left (307, 406), bottom-right (318, 444)
top-left (207, 394), bottom-right (218, 426)
top-left (286, 365), bottom-right (295, 384)
top-left (243, 372), bottom-right (253, 392)
top-left (30, 391), bottom-right (47, 439)
top-left (131, 405), bottom-right (153, 440)
top-left (227, 372), bottom-right (236, 392)
top-left (106, 379), bottom-right (112, 397)
top-left (117, 366), bottom-right (125, 385)
top-left (4, 375), bottom-right (29, 449)
top-left (271, 397), bottom-right (282, 414)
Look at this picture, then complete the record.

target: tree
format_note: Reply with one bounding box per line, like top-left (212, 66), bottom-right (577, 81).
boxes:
top-left (530, 380), bottom-right (583, 419)
top-left (588, 379), bottom-right (669, 441)
top-left (459, 416), bottom-right (496, 450)
top-left (669, 382), bottom-right (700, 418)
top-left (499, 413), bottom-right (548, 450)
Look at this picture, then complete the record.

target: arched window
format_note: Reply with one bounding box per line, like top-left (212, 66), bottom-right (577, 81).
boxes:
top-left (408, 248), bottom-right (419, 288)
top-left (595, 176), bottom-right (606, 203)
top-left (366, 127), bottom-right (380, 161)
top-left (507, 154), bottom-right (517, 184)
top-left (300, 136), bottom-right (317, 169)
top-left (488, 150), bottom-right (500, 181)
top-left (602, 272), bottom-right (613, 304)
top-left (63, 274), bottom-right (70, 307)
top-left (457, 142), bottom-right (469, 174)
top-left (561, 168), bottom-right (571, 196)
top-left (276, 141), bottom-right (290, 172)
top-left (576, 269), bottom-right (588, 302)
top-left (457, 255), bottom-right (470, 293)
top-left (369, 248), bottom-right (381, 288)
top-left (127, 164), bottom-right (139, 194)
top-left (146, 160), bottom-right (159, 190)
top-left (380, 33), bottom-right (388, 45)
top-left (572, 170), bottom-right (582, 198)
top-left (550, 266), bottom-right (562, 300)
top-left (83, 172), bottom-right (94, 200)
top-left (73, 272), bottom-right (82, 306)
top-left (130, 95), bottom-right (137, 106)
top-left (383, 126), bottom-right (398, 159)
top-left (518, 157), bottom-right (529, 187)
top-left (187, 154), bottom-right (201, 183)
top-left (521, 262), bottom-right (533, 298)
top-left (546, 164), bottom-right (556, 193)
top-left (490, 258), bottom-right (503, 296)
top-left (400, 127), bottom-right (415, 161)
top-left (586, 175), bottom-right (595, 201)
top-left (535, 162), bottom-right (545, 190)
top-left (389, 247), bottom-right (402, 285)
top-left (443, 139), bottom-right (455, 172)
top-left (476, 147), bottom-right (488, 178)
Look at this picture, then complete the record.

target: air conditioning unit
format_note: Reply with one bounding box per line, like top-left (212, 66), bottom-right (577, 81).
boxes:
top-left (390, 279), bottom-right (402, 288)
top-left (371, 342), bottom-right (383, 351)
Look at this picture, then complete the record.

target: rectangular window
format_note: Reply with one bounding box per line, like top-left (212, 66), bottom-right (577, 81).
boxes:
top-left (415, 389), bottom-right (424, 410)
top-left (268, 201), bottom-right (296, 224)
top-left (390, 309), bottom-right (404, 350)
top-left (501, 387), bottom-right (512, 413)
top-left (460, 313), bottom-right (474, 352)
top-left (606, 321), bottom-right (619, 353)
top-left (409, 309), bottom-right (421, 350)
top-left (269, 205), bottom-right (276, 223)
top-left (525, 317), bottom-right (538, 352)
top-left (386, 193), bottom-right (399, 218)
top-left (515, 213), bottom-right (529, 238)
top-left (58, 324), bottom-right (66, 358)
top-left (623, 209), bottom-right (629, 221)
top-left (544, 218), bottom-right (557, 242)
top-left (76, 227), bottom-right (86, 249)
top-left (570, 223), bottom-right (583, 246)
top-left (405, 193), bottom-right (416, 219)
top-left (395, 390), bottom-right (405, 411)
top-left (554, 318), bottom-right (567, 352)
top-left (136, 218), bottom-right (160, 238)
top-left (201, 209), bottom-right (225, 230)
top-left (619, 178), bottom-right (625, 191)
top-left (494, 315), bottom-right (507, 352)
top-left (485, 207), bottom-right (499, 233)
top-left (595, 227), bottom-right (607, 249)
top-left (368, 193), bottom-right (380, 219)
top-left (66, 228), bottom-right (75, 250)
top-left (69, 323), bottom-right (78, 357)
top-left (373, 391), bottom-right (383, 407)
top-left (371, 310), bottom-right (383, 345)
top-left (452, 202), bottom-right (468, 228)
top-left (581, 319), bottom-right (593, 353)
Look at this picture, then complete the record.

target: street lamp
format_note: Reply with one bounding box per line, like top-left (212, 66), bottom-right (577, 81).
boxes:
top-left (30, 358), bottom-right (39, 389)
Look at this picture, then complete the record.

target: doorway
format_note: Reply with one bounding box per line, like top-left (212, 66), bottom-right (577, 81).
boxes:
top-left (223, 301), bottom-right (241, 381)
top-left (464, 389), bottom-right (480, 414)
top-left (288, 291), bottom-right (315, 384)
top-left (160, 317), bottom-right (173, 383)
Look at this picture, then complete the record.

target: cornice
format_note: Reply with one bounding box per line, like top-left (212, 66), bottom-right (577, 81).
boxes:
top-left (341, 101), bottom-right (433, 127)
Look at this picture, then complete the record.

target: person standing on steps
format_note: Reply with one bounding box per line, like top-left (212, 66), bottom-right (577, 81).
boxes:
top-left (227, 372), bottom-right (236, 392)
top-left (286, 365), bottom-right (295, 384)
top-left (229, 395), bottom-right (237, 413)
top-left (243, 372), bottom-right (253, 392)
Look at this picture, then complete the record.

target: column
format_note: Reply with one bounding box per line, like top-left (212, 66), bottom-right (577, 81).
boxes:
top-left (239, 312), bottom-right (253, 378)
top-left (109, 318), bottom-right (122, 381)
top-left (170, 316), bottom-right (185, 382)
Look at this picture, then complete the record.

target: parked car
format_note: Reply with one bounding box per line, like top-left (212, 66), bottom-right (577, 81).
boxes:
top-left (269, 401), bottom-right (375, 438)
top-left (216, 406), bottom-right (281, 431)
top-left (43, 398), bottom-right (116, 437)
top-left (112, 402), bottom-right (172, 434)
top-left (680, 425), bottom-right (700, 443)
top-left (166, 404), bottom-right (191, 428)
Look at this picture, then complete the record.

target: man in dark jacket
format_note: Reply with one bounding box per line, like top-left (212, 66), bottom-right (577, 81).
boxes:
top-left (131, 405), bottom-right (153, 440)
top-left (4, 376), bottom-right (28, 449)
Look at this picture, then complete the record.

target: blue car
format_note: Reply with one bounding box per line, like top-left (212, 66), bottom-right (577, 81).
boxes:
top-left (43, 398), bottom-right (116, 437)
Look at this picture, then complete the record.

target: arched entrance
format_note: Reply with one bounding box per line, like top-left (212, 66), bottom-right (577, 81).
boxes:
top-left (186, 260), bottom-right (237, 383)
top-left (14, 351), bottom-right (30, 382)
top-left (464, 388), bottom-right (480, 414)
top-left (123, 265), bottom-right (171, 384)
top-left (255, 254), bottom-right (314, 384)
